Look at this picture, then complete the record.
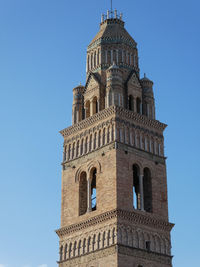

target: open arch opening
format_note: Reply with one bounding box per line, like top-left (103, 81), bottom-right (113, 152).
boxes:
top-left (129, 95), bottom-right (134, 111)
top-left (133, 164), bottom-right (141, 210)
top-left (79, 172), bottom-right (87, 216)
top-left (85, 101), bottom-right (90, 118)
top-left (143, 168), bottom-right (152, 212)
top-left (136, 98), bottom-right (141, 114)
top-left (92, 96), bottom-right (98, 114)
top-left (91, 168), bottom-right (97, 211)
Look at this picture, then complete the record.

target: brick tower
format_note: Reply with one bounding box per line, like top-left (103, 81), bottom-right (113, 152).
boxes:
top-left (56, 10), bottom-right (174, 267)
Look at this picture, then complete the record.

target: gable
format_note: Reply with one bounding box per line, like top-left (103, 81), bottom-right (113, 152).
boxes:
top-left (85, 73), bottom-right (100, 93)
top-left (127, 72), bottom-right (141, 88)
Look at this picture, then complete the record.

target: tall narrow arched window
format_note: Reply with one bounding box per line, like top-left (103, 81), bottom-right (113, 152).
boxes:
top-left (64, 244), bottom-right (68, 260)
top-left (76, 140), bottom-right (80, 157)
top-left (91, 168), bottom-right (97, 211)
top-left (129, 95), bottom-right (134, 111)
top-left (89, 134), bottom-right (92, 151)
top-left (85, 137), bottom-right (88, 154)
top-left (80, 139), bottom-right (84, 155)
top-left (92, 96), bottom-right (98, 114)
top-left (85, 101), bottom-right (90, 118)
top-left (94, 51), bottom-right (96, 68)
top-left (143, 101), bottom-right (148, 116)
top-left (107, 126), bottom-right (110, 143)
top-left (68, 144), bottom-right (71, 160)
top-left (133, 164), bottom-right (141, 210)
top-left (102, 128), bottom-right (106, 145)
top-left (98, 130), bottom-right (101, 147)
top-left (63, 146), bottom-right (67, 161)
top-left (60, 245), bottom-right (63, 261)
top-left (72, 142), bottom-right (75, 159)
top-left (97, 49), bottom-right (100, 65)
top-left (143, 168), bottom-right (152, 212)
top-left (94, 132), bottom-right (97, 149)
top-left (136, 98), bottom-right (141, 114)
top-left (79, 172), bottom-right (87, 215)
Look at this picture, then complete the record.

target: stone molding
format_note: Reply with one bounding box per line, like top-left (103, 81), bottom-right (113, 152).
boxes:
top-left (60, 106), bottom-right (167, 138)
top-left (56, 209), bottom-right (174, 238)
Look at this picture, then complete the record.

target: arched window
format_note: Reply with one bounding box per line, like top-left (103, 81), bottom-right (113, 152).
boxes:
top-left (87, 55), bottom-right (90, 71)
top-left (107, 127), bottom-right (110, 143)
top-left (91, 168), bottom-right (97, 211)
top-left (97, 49), bottom-right (100, 65)
top-left (85, 137), bottom-right (88, 154)
top-left (68, 144), bottom-right (71, 160)
top-left (73, 241), bottom-right (77, 257)
top-left (143, 168), bottom-right (152, 212)
top-left (133, 164), bottom-right (141, 209)
top-left (63, 146), bottom-right (67, 161)
top-left (79, 172), bottom-right (87, 215)
top-left (136, 98), bottom-right (141, 114)
top-left (102, 128), bottom-right (106, 145)
top-left (94, 132), bottom-right (97, 149)
top-left (59, 245), bottom-right (63, 261)
top-left (85, 101), bottom-right (90, 118)
top-left (80, 139), bottom-right (84, 155)
top-left (89, 134), bottom-right (92, 151)
top-left (92, 96), bottom-right (98, 114)
top-left (143, 101), bottom-right (148, 116)
top-left (68, 243), bottom-right (72, 258)
top-left (129, 95), bottom-right (134, 111)
top-left (64, 244), bottom-right (68, 260)
top-left (94, 51), bottom-right (96, 68)
top-left (76, 140), bottom-right (80, 157)
top-left (98, 130), bottom-right (101, 147)
top-left (72, 142), bottom-right (75, 159)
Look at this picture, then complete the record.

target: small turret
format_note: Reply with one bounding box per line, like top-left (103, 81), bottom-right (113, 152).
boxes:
top-left (72, 84), bottom-right (84, 124)
top-left (140, 74), bottom-right (155, 119)
top-left (106, 63), bottom-right (123, 107)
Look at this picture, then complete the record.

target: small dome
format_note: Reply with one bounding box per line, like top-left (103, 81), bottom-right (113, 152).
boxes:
top-left (141, 73), bottom-right (153, 83)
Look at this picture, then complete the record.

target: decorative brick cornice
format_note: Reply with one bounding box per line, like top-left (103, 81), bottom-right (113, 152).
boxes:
top-left (60, 106), bottom-right (167, 138)
top-left (55, 209), bottom-right (174, 238)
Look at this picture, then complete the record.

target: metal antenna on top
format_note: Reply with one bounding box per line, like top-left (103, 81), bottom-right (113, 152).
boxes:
top-left (111, 0), bottom-right (113, 17)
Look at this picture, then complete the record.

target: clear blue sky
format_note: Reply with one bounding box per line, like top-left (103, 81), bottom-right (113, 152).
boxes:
top-left (0, 0), bottom-right (199, 266)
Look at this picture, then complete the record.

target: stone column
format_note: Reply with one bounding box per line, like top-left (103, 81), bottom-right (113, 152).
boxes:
top-left (139, 175), bottom-right (144, 211)
top-left (87, 179), bottom-right (92, 212)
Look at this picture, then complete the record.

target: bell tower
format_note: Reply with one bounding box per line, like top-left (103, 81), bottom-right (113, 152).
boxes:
top-left (56, 10), bottom-right (174, 267)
